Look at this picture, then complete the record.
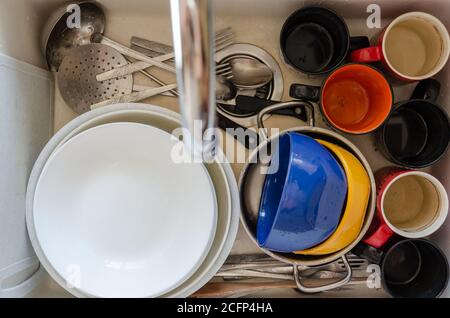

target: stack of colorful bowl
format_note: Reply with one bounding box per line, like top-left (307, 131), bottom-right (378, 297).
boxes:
top-left (255, 133), bottom-right (370, 256)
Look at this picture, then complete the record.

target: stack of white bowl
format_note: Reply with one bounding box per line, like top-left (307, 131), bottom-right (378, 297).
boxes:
top-left (26, 103), bottom-right (240, 298)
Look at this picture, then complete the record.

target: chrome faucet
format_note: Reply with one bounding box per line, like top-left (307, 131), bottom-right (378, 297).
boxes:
top-left (171, 0), bottom-right (216, 155)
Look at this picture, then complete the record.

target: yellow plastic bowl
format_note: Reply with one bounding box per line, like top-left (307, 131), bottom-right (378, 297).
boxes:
top-left (295, 140), bottom-right (370, 255)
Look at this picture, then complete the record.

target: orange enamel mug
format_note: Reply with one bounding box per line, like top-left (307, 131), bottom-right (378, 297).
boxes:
top-left (290, 64), bottom-right (393, 134)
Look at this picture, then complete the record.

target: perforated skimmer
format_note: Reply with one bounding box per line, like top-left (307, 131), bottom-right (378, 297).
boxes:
top-left (57, 44), bottom-right (132, 114)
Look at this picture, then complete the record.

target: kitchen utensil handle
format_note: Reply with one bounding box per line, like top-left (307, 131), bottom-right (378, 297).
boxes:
top-left (98, 27), bottom-right (232, 83)
top-left (124, 57), bottom-right (179, 98)
top-left (96, 52), bottom-right (174, 82)
top-left (192, 277), bottom-right (367, 298)
top-left (411, 79), bottom-right (441, 102)
top-left (293, 255), bottom-right (352, 293)
top-left (236, 96), bottom-right (307, 121)
top-left (131, 27), bottom-right (232, 55)
top-left (171, 0), bottom-right (216, 155)
top-left (132, 84), bottom-right (175, 97)
top-left (290, 84), bottom-right (321, 102)
top-left (131, 37), bottom-right (174, 55)
top-left (130, 44), bottom-right (173, 59)
top-left (93, 34), bottom-right (176, 74)
top-left (218, 113), bottom-right (259, 149)
top-left (191, 281), bottom-right (296, 298)
top-left (216, 269), bottom-right (293, 280)
top-left (91, 84), bottom-right (177, 109)
top-left (256, 101), bottom-right (315, 140)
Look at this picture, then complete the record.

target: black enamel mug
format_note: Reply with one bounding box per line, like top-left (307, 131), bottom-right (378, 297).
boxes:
top-left (353, 239), bottom-right (449, 298)
top-left (377, 79), bottom-right (450, 168)
top-left (280, 6), bottom-right (369, 75)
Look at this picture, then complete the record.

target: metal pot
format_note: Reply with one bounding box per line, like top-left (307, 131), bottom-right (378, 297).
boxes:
top-left (238, 101), bottom-right (376, 293)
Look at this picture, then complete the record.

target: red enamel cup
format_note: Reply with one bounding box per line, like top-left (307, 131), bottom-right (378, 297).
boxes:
top-left (350, 12), bottom-right (450, 81)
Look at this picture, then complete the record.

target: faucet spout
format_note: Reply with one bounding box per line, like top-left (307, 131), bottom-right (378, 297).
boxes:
top-left (171, 0), bottom-right (216, 156)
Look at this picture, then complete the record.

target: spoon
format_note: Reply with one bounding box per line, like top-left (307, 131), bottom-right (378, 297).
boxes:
top-left (42, 1), bottom-right (173, 73)
top-left (229, 57), bottom-right (273, 89)
top-left (216, 76), bottom-right (237, 102)
top-left (41, 1), bottom-right (105, 71)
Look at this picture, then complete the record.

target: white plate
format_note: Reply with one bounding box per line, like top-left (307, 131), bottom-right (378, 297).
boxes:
top-left (33, 122), bottom-right (217, 298)
top-left (53, 107), bottom-right (233, 298)
top-left (26, 104), bottom-right (240, 298)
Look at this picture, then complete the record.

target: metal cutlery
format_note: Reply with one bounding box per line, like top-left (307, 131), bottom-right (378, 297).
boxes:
top-left (96, 28), bottom-right (234, 82)
top-left (191, 278), bottom-right (369, 298)
top-left (131, 27), bottom-right (233, 56)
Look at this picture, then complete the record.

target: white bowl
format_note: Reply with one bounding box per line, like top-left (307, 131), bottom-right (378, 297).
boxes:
top-left (26, 104), bottom-right (240, 298)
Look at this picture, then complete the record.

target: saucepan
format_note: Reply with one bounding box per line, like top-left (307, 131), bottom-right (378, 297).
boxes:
top-left (239, 102), bottom-right (376, 293)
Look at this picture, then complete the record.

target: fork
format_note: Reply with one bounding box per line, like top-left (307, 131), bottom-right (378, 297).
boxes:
top-left (96, 27), bottom-right (234, 82)
top-left (130, 27), bottom-right (234, 58)
top-left (215, 62), bottom-right (232, 79)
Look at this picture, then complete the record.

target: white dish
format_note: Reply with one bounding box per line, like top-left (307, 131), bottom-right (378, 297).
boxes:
top-left (32, 122), bottom-right (218, 298)
top-left (53, 108), bottom-right (234, 298)
top-left (26, 104), bottom-right (239, 298)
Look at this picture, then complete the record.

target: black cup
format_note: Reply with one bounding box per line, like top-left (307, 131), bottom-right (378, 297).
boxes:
top-left (353, 239), bottom-right (449, 298)
top-left (280, 6), bottom-right (369, 75)
top-left (377, 79), bottom-right (450, 168)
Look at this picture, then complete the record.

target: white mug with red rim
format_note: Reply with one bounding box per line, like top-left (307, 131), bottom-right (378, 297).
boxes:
top-left (351, 12), bottom-right (450, 81)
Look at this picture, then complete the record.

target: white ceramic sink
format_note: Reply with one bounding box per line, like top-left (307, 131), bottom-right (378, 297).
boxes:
top-left (1, 0), bottom-right (449, 298)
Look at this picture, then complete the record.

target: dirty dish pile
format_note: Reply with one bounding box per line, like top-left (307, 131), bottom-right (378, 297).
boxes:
top-left (270, 7), bottom-right (450, 297)
top-left (26, 104), bottom-right (240, 298)
top-left (26, 0), bottom-right (450, 299)
top-left (32, 122), bottom-right (218, 298)
top-left (238, 6), bottom-right (450, 298)
top-left (238, 101), bottom-right (376, 293)
top-left (257, 132), bottom-right (348, 253)
top-left (252, 128), bottom-right (372, 257)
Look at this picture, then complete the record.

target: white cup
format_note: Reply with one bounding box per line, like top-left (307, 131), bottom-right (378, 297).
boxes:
top-left (380, 170), bottom-right (449, 238)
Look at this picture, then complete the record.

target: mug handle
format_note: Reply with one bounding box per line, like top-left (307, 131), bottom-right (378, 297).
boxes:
top-left (289, 84), bottom-right (321, 102)
top-left (411, 79), bottom-right (441, 102)
top-left (362, 221), bottom-right (394, 249)
top-left (349, 45), bottom-right (382, 63)
top-left (293, 255), bottom-right (352, 293)
top-left (352, 242), bottom-right (384, 265)
top-left (349, 36), bottom-right (371, 52)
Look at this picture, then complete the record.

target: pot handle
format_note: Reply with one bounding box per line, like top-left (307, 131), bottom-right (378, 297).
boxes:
top-left (256, 100), bottom-right (315, 141)
top-left (293, 255), bottom-right (352, 294)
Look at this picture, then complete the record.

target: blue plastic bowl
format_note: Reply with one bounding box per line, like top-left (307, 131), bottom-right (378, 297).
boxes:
top-left (257, 132), bottom-right (347, 253)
